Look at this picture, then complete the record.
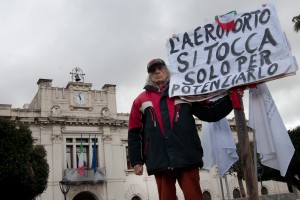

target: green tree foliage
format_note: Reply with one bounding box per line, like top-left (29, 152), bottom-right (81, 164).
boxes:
top-left (0, 118), bottom-right (49, 200)
top-left (292, 15), bottom-right (300, 32)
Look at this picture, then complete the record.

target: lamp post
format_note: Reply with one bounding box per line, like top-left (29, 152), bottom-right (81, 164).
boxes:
top-left (59, 177), bottom-right (71, 200)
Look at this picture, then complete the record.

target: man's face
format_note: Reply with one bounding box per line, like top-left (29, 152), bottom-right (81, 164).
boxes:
top-left (149, 65), bottom-right (168, 85)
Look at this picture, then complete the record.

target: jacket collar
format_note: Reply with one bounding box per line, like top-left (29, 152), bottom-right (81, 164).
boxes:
top-left (144, 82), bottom-right (169, 97)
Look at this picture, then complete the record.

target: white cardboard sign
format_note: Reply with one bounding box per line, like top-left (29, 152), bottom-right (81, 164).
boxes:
top-left (166, 3), bottom-right (298, 99)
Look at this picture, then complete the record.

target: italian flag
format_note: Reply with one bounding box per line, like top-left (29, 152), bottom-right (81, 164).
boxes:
top-left (215, 11), bottom-right (237, 30)
top-left (77, 136), bottom-right (86, 176)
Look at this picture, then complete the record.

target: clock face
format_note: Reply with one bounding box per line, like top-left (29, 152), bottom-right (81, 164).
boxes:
top-left (74, 92), bottom-right (87, 105)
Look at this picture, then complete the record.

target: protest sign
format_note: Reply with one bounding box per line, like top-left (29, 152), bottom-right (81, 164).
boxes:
top-left (166, 3), bottom-right (298, 99)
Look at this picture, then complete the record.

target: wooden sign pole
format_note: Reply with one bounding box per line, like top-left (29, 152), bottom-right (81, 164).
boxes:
top-left (231, 89), bottom-right (259, 200)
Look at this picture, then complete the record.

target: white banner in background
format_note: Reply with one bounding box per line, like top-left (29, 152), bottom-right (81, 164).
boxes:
top-left (249, 83), bottom-right (295, 176)
top-left (202, 118), bottom-right (239, 177)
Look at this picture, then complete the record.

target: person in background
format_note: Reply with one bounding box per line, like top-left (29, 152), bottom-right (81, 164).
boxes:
top-left (128, 58), bottom-right (233, 200)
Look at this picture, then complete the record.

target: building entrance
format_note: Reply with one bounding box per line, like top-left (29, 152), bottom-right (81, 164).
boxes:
top-left (73, 192), bottom-right (96, 200)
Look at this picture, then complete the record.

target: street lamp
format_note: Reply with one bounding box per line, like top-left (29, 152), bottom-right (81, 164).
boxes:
top-left (59, 177), bottom-right (71, 200)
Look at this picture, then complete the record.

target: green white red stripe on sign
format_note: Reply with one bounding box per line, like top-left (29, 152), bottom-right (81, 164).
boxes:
top-left (215, 10), bottom-right (237, 30)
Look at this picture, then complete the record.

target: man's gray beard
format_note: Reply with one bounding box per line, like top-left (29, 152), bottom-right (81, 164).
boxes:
top-left (154, 80), bottom-right (168, 87)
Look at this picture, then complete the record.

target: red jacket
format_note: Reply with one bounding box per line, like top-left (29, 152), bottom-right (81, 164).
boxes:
top-left (128, 83), bottom-right (233, 175)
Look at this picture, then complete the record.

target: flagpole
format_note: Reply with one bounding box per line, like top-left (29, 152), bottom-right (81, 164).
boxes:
top-left (219, 176), bottom-right (225, 200)
top-left (88, 133), bottom-right (91, 176)
top-left (230, 89), bottom-right (259, 200)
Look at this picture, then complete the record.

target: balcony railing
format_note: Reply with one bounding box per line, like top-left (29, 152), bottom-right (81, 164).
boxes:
top-left (63, 168), bottom-right (106, 185)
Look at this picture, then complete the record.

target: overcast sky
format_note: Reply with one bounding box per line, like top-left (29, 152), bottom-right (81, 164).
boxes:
top-left (0, 0), bottom-right (299, 129)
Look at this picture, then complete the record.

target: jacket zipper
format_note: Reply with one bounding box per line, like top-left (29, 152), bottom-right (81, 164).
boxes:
top-left (175, 104), bottom-right (180, 122)
top-left (143, 142), bottom-right (149, 156)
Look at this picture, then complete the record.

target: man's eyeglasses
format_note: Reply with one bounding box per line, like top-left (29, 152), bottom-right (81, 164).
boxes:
top-left (148, 65), bottom-right (164, 74)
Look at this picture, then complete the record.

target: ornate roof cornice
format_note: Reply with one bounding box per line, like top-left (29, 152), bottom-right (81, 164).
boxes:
top-left (5, 116), bottom-right (128, 127)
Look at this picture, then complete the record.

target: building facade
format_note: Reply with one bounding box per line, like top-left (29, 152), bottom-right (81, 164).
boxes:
top-left (0, 69), bottom-right (292, 200)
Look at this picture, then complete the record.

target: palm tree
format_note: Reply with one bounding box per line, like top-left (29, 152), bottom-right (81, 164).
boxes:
top-left (292, 15), bottom-right (300, 32)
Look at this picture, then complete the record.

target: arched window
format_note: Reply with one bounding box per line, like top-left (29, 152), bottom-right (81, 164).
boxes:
top-left (261, 186), bottom-right (268, 195)
top-left (233, 188), bottom-right (241, 199)
top-left (131, 195), bottom-right (142, 200)
top-left (203, 190), bottom-right (212, 200)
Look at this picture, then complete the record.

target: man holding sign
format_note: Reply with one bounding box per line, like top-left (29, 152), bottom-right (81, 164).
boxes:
top-left (128, 58), bottom-right (233, 200)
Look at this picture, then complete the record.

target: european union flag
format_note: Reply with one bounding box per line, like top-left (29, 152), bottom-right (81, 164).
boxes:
top-left (91, 135), bottom-right (97, 172)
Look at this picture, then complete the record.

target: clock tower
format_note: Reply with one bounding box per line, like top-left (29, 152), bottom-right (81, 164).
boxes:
top-left (32, 67), bottom-right (117, 118)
